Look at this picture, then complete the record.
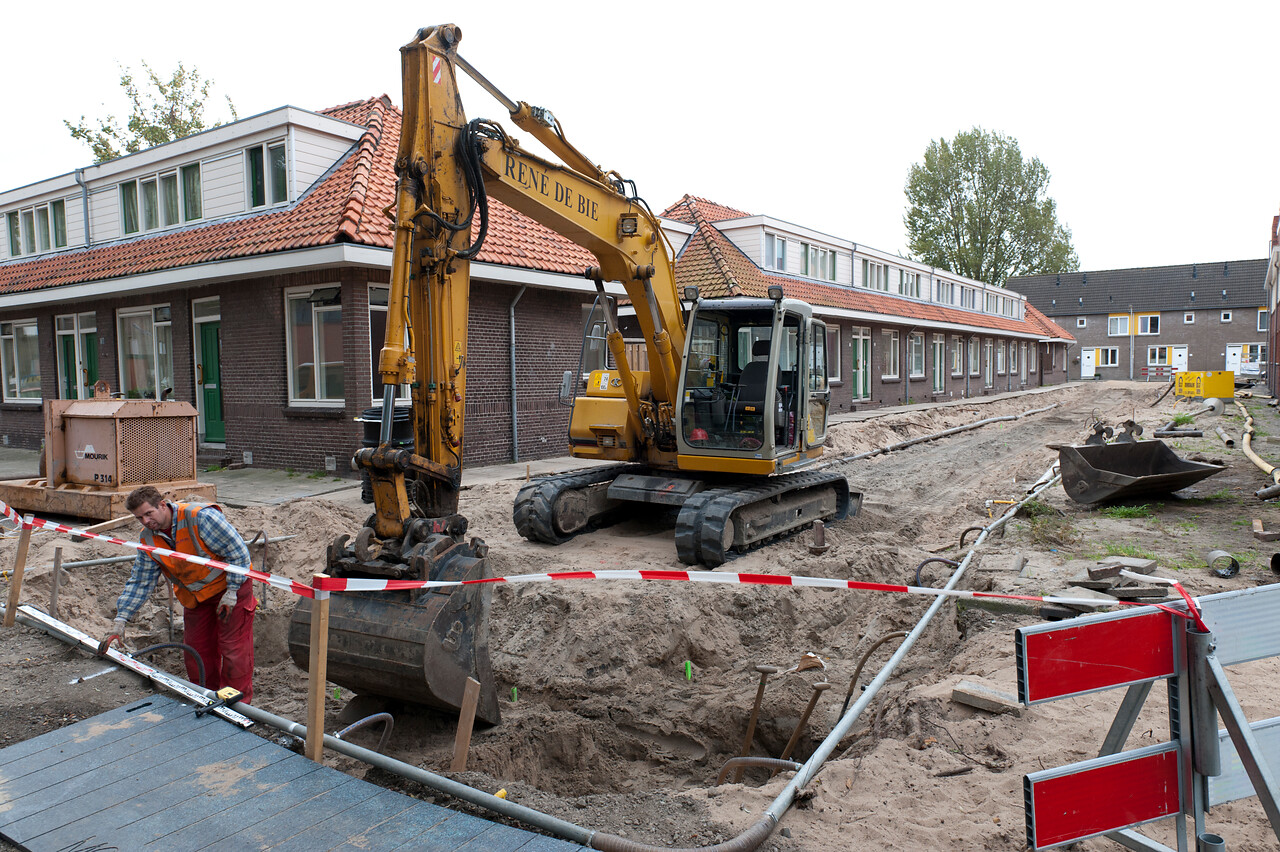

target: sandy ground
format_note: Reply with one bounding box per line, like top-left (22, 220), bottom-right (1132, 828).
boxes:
top-left (3, 380), bottom-right (1280, 851)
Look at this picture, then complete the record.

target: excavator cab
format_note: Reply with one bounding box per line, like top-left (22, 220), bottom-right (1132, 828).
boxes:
top-left (676, 294), bottom-right (831, 466)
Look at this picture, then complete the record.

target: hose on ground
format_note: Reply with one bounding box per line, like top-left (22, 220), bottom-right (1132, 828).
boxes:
top-left (132, 642), bottom-right (206, 690)
top-left (335, 712), bottom-right (394, 754)
top-left (840, 631), bottom-right (908, 717)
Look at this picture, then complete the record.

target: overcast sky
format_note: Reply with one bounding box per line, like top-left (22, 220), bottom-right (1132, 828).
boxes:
top-left (6, 1), bottom-right (1278, 275)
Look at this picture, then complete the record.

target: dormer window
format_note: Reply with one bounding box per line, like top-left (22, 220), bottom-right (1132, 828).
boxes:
top-left (121, 164), bottom-right (202, 235)
top-left (6, 201), bottom-right (67, 257)
top-left (247, 142), bottom-right (288, 208)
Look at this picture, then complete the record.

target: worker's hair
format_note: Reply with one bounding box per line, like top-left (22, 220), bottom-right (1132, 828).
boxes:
top-left (125, 485), bottom-right (166, 512)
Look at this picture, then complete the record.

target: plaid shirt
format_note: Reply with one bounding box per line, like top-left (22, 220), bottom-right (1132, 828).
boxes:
top-left (114, 503), bottom-right (251, 622)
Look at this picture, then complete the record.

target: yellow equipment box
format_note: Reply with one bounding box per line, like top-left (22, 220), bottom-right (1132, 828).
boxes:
top-left (1176, 370), bottom-right (1234, 400)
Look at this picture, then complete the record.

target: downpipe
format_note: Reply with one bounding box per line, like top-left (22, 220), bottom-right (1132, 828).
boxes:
top-left (509, 285), bottom-right (527, 463)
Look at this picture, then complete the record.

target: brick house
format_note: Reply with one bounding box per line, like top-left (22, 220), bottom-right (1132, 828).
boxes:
top-left (656, 196), bottom-right (1073, 412)
top-left (1009, 260), bottom-right (1269, 383)
top-left (0, 97), bottom-right (603, 473)
top-left (0, 100), bottom-right (1074, 478)
top-left (1264, 213), bottom-right (1280, 397)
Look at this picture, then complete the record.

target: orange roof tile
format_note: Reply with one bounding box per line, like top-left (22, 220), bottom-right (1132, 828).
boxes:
top-left (669, 195), bottom-right (1076, 340)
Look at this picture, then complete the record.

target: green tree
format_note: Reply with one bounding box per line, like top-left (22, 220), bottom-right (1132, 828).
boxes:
top-left (65, 62), bottom-right (238, 164)
top-left (904, 127), bottom-right (1078, 285)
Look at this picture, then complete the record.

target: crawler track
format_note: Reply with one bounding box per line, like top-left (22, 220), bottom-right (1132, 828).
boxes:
top-left (674, 469), bottom-right (856, 566)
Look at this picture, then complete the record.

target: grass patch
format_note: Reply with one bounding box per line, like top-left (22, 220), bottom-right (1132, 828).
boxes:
top-left (1018, 498), bottom-right (1057, 519)
top-left (1172, 413), bottom-right (1195, 426)
top-left (307, 470), bottom-right (326, 480)
top-left (1084, 541), bottom-right (1158, 561)
top-left (1027, 516), bottom-right (1079, 549)
top-left (1099, 504), bottom-right (1155, 519)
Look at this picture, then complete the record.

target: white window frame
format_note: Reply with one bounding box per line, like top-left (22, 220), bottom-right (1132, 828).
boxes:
top-left (968, 337), bottom-right (980, 376)
top-left (1029, 344), bottom-right (1038, 373)
top-left (1221, 311), bottom-right (1233, 323)
top-left (996, 341), bottom-right (1006, 374)
top-left (286, 286), bottom-right (345, 405)
top-left (985, 293), bottom-right (998, 313)
top-left (1099, 347), bottom-right (1120, 367)
top-left (1076, 317), bottom-right (1086, 328)
top-left (368, 284), bottom-right (411, 404)
top-left (246, 140), bottom-right (290, 209)
top-left (1184, 312), bottom-right (1194, 324)
top-left (1137, 314), bottom-right (1160, 335)
top-left (5, 201), bottom-right (67, 257)
top-left (951, 335), bottom-right (963, 376)
top-left (1148, 346), bottom-right (1169, 366)
top-left (936, 280), bottom-right (954, 305)
top-left (116, 305), bottom-right (173, 401)
top-left (764, 233), bottom-right (787, 271)
top-left (908, 332), bottom-right (925, 378)
top-left (983, 339), bottom-right (994, 387)
top-left (1108, 315), bottom-right (1130, 336)
top-left (1, 319), bottom-right (41, 402)
top-left (1259, 309), bottom-right (1268, 333)
top-left (881, 329), bottom-right (899, 379)
top-left (119, 165), bottom-right (201, 236)
top-left (960, 287), bottom-right (976, 309)
top-left (55, 311), bottom-right (97, 400)
top-left (825, 326), bottom-right (841, 382)
top-left (1009, 341), bottom-right (1019, 374)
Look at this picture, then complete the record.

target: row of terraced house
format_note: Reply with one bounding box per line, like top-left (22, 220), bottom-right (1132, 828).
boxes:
top-left (0, 95), bottom-right (1073, 475)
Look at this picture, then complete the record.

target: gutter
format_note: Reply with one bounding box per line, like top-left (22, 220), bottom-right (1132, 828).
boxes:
top-left (74, 168), bottom-right (90, 247)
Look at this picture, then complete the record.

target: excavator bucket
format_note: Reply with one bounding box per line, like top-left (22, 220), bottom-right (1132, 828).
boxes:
top-left (287, 528), bottom-right (500, 726)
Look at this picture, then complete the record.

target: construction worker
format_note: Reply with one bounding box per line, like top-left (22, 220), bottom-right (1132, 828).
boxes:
top-left (103, 485), bottom-right (256, 703)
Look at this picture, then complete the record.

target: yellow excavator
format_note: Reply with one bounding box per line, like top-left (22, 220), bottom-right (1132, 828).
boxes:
top-left (290, 25), bottom-right (856, 720)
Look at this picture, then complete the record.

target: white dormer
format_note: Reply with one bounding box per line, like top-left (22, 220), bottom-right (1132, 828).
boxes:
top-left (0, 105), bottom-right (366, 262)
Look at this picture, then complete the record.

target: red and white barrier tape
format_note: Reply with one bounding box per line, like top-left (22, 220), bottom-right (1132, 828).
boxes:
top-left (0, 497), bottom-right (315, 599)
top-left (0, 497), bottom-right (1207, 623)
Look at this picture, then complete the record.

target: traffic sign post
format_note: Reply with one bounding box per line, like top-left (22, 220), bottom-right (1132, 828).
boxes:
top-left (1018, 584), bottom-right (1280, 850)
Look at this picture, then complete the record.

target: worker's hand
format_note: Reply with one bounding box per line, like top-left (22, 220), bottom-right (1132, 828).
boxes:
top-left (97, 618), bottom-right (128, 655)
top-left (217, 588), bottom-right (238, 622)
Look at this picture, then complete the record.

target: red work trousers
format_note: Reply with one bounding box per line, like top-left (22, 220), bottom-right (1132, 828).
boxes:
top-left (182, 581), bottom-right (256, 704)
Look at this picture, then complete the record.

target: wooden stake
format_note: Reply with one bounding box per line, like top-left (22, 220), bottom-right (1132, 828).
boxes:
top-left (304, 573), bottom-right (332, 763)
top-left (72, 514), bottom-right (134, 544)
top-left (50, 547), bottom-right (63, 619)
top-left (450, 677), bottom-right (482, 772)
top-left (3, 516), bottom-right (33, 628)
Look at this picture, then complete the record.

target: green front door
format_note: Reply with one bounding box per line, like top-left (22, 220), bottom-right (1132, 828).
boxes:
top-left (853, 331), bottom-right (871, 400)
top-left (199, 322), bottom-right (225, 442)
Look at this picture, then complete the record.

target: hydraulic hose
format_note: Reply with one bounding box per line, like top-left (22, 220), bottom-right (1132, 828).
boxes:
top-left (132, 642), bottom-right (206, 690)
top-left (1234, 399), bottom-right (1280, 498)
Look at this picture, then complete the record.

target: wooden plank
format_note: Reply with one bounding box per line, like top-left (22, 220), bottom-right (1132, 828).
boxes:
top-left (390, 811), bottom-right (492, 851)
top-left (306, 572), bottom-right (331, 763)
top-left (0, 708), bottom-right (237, 831)
top-left (458, 823), bottom-right (545, 852)
top-left (2, 517), bottom-right (32, 627)
top-left (257, 788), bottom-right (419, 852)
top-left (451, 676), bottom-right (482, 771)
top-left (326, 796), bottom-right (458, 851)
top-left (0, 695), bottom-right (175, 769)
top-left (1, 696), bottom-right (579, 852)
top-left (139, 757), bottom-right (346, 851)
top-left (215, 773), bottom-right (377, 849)
top-left (71, 513), bottom-right (134, 543)
top-left (17, 739), bottom-right (289, 850)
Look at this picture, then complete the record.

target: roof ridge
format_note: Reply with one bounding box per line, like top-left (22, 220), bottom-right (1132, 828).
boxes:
top-left (689, 200), bottom-right (743, 296)
top-left (335, 98), bottom-right (388, 242)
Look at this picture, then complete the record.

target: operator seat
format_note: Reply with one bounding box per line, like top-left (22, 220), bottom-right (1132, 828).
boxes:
top-left (730, 339), bottom-right (771, 427)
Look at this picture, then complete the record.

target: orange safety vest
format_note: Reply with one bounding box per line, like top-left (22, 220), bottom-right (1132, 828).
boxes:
top-left (142, 501), bottom-right (230, 609)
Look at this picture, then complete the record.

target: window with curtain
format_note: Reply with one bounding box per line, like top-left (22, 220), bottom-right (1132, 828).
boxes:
top-left (120, 182), bottom-right (140, 234)
top-left (182, 164), bottom-right (202, 221)
top-left (287, 288), bottom-right (344, 403)
top-left (1, 320), bottom-right (41, 401)
top-left (116, 306), bottom-right (172, 400)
